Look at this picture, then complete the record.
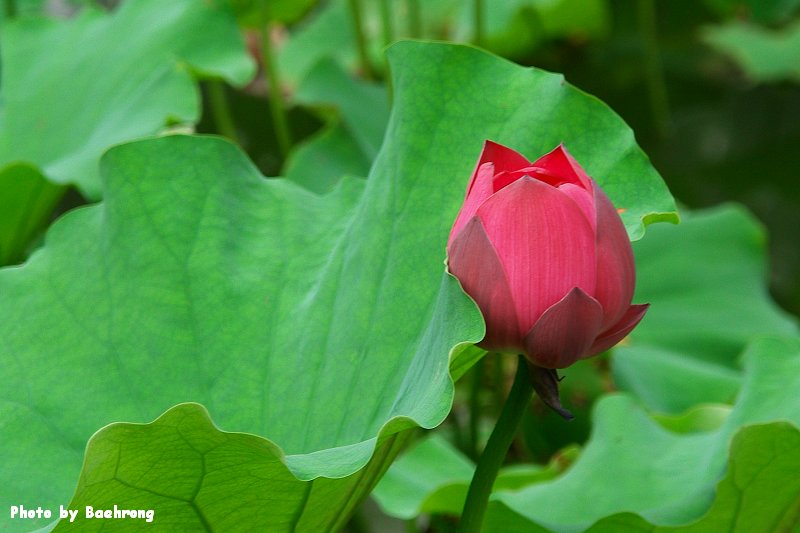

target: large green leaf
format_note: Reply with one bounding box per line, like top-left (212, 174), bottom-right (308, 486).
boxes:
top-left (483, 336), bottom-right (800, 531)
top-left (0, 41), bottom-right (674, 532)
top-left (615, 206), bottom-right (797, 413)
top-left (584, 421), bottom-right (800, 532)
top-left (0, 0), bottom-right (255, 199)
top-left (54, 402), bottom-right (412, 531)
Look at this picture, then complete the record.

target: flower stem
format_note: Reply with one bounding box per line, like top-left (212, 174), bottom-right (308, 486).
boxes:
top-left (457, 354), bottom-right (533, 533)
top-left (260, 23), bottom-right (291, 159)
top-left (348, 0), bottom-right (374, 79)
top-left (378, 0), bottom-right (393, 47)
top-left (206, 79), bottom-right (238, 143)
top-left (406, 0), bottom-right (421, 38)
top-left (637, 0), bottom-right (671, 138)
top-left (473, 0), bottom-right (484, 47)
top-left (468, 357), bottom-right (485, 460)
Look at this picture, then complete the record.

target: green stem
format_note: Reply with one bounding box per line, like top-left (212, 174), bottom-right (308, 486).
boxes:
top-left (378, 0), bottom-right (393, 47)
top-left (492, 353), bottom-right (505, 414)
top-left (407, 0), bottom-right (421, 39)
top-left (348, 0), bottom-right (374, 79)
top-left (468, 357), bottom-right (484, 460)
top-left (4, 0), bottom-right (17, 18)
top-left (473, 0), bottom-right (484, 47)
top-left (206, 80), bottom-right (238, 143)
top-left (260, 24), bottom-right (291, 159)
top-left (457, 355), bottom-right (533, 533)
top-left (637, 0), bottom-right (671, 138)
top-left (345, 507), bottom-right (370, 533)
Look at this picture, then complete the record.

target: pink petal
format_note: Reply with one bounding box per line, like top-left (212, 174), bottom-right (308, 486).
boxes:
top-left (448, 162), bottom-right (496, 248)
top-left (464, 141), bottom-right (531, 197)
top-left (447, 217), bottom-right (523, 353)
top-left (523, 287), bottom-right (604, 368)
top-left (592, 185), bottom-right (636, 329)
top-left (557, 182), bottom-right (596, 232)
top-left (492, 167), bottom-right (538, 192)
top-left (475, 176), bottom-right (597, 332)
top-left (586, 303), bottom-right (649, 356)
top-left (531, 144), bottom-right (593, 190)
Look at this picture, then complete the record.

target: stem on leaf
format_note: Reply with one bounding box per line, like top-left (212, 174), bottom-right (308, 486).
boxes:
top-left (468, 356), bottom-right (484, 460)
top-left (348, 0), bottom-right (374, 79)
top-left (473, 0), bottom-right (484, 47)
top-left (260, 23), bottom-right (291, 159)
top-left (457, 354), bottom-right (533, 533)
top-left (637, 0), bottom-right (671, 137)
top-left (406, 0), bottom-right (421, 38)
top-left (206, 80), bottom-right (238, 143)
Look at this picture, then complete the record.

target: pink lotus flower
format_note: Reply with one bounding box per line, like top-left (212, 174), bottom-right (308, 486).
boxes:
top-left (447, 141), bottom-right (648, 370)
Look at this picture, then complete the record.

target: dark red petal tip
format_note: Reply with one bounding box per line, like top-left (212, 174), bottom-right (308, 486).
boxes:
top-left (587, 303), bottom-right (649, 356)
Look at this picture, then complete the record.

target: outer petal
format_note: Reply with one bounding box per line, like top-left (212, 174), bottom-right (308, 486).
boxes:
top-left (447, 217), bottom-right (523, 352)
top-left (531, 144), bottom-right (594, 190)
top-left (475, 176), bottom-right (597, 331)
top-left (586, 303), bottom-right (649, 357)
top-left (523, 287), bottom-right (604, 369)
top-left (593, 185), bottom-right (636, 329)
top-left (448, 162), bottom-right (496, 247)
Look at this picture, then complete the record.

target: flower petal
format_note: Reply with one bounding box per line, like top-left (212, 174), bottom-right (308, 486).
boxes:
top-left (448, 162), bottom-right (496, 248)
top-left (476, 176), bottom-right (597, 331)
top-left (462, 140), bottom-right (531, 198)
top-left (557, 182), bottom-right (595, 232)
top-left (447, 217), bottom-right (523, 352)
top-left (586, 303), bottom-right (649, 356)
top-left (531, 144), bottom-right (593, 190)
top-left (593, 185), bottom-right (636, 329)
top-left (523, 287), bottom-right (604, 368)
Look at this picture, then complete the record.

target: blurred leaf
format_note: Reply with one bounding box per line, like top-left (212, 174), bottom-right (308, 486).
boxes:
top-left (229, 0), bottom-right (318, 26)
top-left (703, 0), bottom-right (800, 24)
top-left (372, 434), bottom-right (577, 520)
top-left (614, 205), bottom-right (798, 412)
top-left (277, 0), bottom-right (356, 87)
top-left (0, 164), bottom-right (65, 265)
top-left (294, 58), bottom-right (389, 160)
top-left (0, 41), bottom-right (674, 531)
top-left (585, 422), bottom-right (800, 532)
top-left (0, 0), bottom-right (46, 22)
top-left (652, 404), bottom-right (732, 434)
top-left (284, 57), bottom-right (389, 193)
top-left (283, 120), bottom-right (370, 193)
top-left (0, 0), bottom-right (256, 199)
top-left (454, 0), bottom-right (609, 59)
top-left (485, 335), bottom-right (800, 531)
top-left (703, 20), bottom-right (800, 82)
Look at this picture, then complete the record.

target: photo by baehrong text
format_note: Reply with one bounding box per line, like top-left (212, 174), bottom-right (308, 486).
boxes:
top-left (10, 504), bottom-right (155, 523)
